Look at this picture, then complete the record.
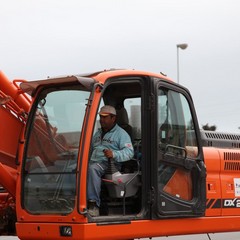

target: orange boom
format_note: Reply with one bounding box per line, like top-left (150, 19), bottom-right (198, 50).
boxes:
top-left (1, 69), bottom-right (240, 239)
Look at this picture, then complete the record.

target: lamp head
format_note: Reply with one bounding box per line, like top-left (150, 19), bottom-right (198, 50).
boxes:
top-left (177, 43), bottom-right (188, 50)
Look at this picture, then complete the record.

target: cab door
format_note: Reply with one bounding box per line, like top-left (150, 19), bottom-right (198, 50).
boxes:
top-left (151, 81), bottom-right (206, 218)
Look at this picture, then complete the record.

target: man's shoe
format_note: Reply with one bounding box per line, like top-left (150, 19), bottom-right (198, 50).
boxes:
top-left (88, 200), bottom-right (99, 217)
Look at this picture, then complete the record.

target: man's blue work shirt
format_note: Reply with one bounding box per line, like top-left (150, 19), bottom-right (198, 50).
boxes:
top-left (90, 124), bottom-right (134, 163)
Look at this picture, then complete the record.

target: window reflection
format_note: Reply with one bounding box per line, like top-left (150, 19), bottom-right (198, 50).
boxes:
top-left (158, 87), bottom-right (197, 201)
top-left (23, 87), bottom-right (90, 214)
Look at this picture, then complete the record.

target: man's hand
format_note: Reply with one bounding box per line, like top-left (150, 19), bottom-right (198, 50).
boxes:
top-left (103, 149), bottom-right (113, 159)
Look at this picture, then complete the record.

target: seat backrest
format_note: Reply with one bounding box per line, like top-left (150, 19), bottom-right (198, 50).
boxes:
top-left (116, 108), bottom-right (133, 140)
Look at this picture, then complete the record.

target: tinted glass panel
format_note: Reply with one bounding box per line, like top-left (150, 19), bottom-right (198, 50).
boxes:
top-left (158, 88), bottom-right (198, 202)
top-left (23, 87), bottom-right (90, 214)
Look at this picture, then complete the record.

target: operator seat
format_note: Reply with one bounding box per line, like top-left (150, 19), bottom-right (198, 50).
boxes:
top-left (116, 108), bottom-right (133, 140)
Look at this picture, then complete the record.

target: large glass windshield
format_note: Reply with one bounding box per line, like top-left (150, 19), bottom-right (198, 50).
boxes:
top-left (23, 85), bottom-right (90, 214)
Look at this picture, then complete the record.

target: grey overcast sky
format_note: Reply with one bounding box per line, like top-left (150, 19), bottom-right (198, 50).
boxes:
top-left (1, 0), bottom-right (240, 133)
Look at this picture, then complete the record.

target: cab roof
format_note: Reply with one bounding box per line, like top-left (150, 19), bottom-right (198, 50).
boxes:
top-left (20, 69), bottom-right (171, 96)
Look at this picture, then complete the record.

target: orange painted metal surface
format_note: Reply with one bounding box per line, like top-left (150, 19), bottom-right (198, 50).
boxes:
top-left (163, 168), bottom-right (193, 200)
top-left (0, 71), bottom-right (31, 233)
top-left (204, 147), bottom-right (222, 217)
top-left (0, 71), bottom-right (30, 112)
top-left (2, 69), bottom-right (240, 239)
top-left (0, 71), bottom-right (30, 197)
top-left (14, 70), bottom-right (240, 239)
top-left (15, 216), bottom-right (240, 240)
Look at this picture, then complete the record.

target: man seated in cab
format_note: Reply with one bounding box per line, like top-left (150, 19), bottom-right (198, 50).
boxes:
top-left (87, 105), bottom-right (134, 217)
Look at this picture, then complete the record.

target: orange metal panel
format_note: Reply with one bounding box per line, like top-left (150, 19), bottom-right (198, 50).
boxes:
top-left (163, 168), bottom-right (192, 200)
top-left (0, 107), bottom-right (24, 164)
top-left (219, 149), bottom-right (240, 216)
top-left (204, 147), bottom-right (222, 216)
top-left (0, 163), bottom-right (17, 197)
top-left (0, 71), bottom-right (30, 112)
top-left (16, 216), bottom-right (240, 240)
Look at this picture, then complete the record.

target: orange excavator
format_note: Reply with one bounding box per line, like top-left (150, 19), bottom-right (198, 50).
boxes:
top-left (1, 69), bottom-right (240, 239)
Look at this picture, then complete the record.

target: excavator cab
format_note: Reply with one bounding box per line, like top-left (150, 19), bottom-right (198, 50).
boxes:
top-left (14, 70), bottom-right (206, 239)
top-left (5, 69), bottom-right (240, 239)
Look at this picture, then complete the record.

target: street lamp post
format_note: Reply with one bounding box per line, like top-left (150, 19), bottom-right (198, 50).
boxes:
top-left (177, 43), bottom-right (188, 83)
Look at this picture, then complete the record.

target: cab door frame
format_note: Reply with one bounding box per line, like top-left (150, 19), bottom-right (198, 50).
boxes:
top-left (150, 79), bottom-right (206, 219)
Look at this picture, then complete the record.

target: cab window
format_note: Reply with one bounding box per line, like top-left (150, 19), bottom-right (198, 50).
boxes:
top-left (158, 88), bottom-right (199, 202)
